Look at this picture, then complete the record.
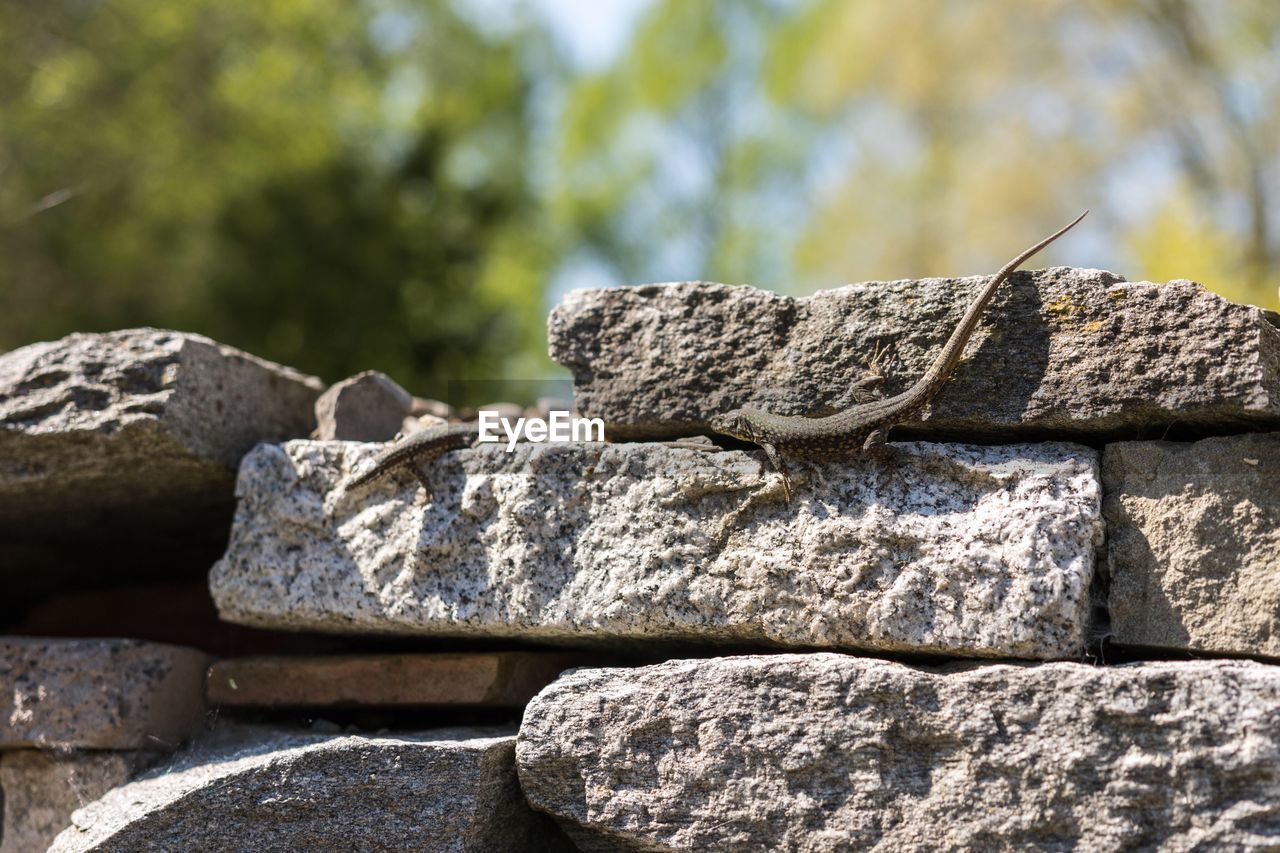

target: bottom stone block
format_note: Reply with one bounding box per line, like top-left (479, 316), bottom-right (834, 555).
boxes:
top-left (516, 654), bottom-right (1280, 851)
top-left (48, 726), bottom-right (572, 852)
top-left (0, 751), bottom-right (152, 853)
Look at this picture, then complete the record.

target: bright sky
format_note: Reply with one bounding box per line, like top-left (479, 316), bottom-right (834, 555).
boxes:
top-left (453, 0), bottom-right (652, 70)
top-left (519, 0), bottom-right (657, 299)
top-left (526, 0), bottom-right (652, 70)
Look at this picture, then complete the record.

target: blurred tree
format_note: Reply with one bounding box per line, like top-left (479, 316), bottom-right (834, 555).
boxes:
top-left (4, 0), bottom-right (1277, 388)
top-left (0, 0), bottom-right (553, 395)
top-left (779, 0), bottom-right (1280, 308)
top-left (555, 0), bottom-right (1280, 310)
top-left (1095, 0), bottom-right (1279, 307)
top-left (553, 0), bottom-right (808, 288)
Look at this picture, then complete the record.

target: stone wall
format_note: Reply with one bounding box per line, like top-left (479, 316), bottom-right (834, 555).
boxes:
top-left (2, 266), bottom-right (1279, 850)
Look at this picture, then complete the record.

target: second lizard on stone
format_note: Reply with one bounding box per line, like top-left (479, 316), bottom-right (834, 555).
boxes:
top-left (341, 422), bottom-right (480, 497)
top-left (709, 210), bottom-right (1088, 501)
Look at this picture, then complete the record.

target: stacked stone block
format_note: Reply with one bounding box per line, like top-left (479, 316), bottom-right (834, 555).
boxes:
top-left (3, 265), bottom-right (1280, 850)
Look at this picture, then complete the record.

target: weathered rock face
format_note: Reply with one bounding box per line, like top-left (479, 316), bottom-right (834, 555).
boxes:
top-left (0, 328), bottom-right (323, 530)
top-left (48, 727), bottom-right (573, 853)
top-left (548, 272), bottom-right (1280, 440)
top-left (1103, 433), bottom-right (1280, 657)
top-left (517, 654), bottom-right (1280, 852)
top-left (0, 328), bottom-right (324, 621)
top-left (313, 370), bottom-right (413, 442)
top-left (0, 750), bottom-right (154, 853)
top-left (0, 280), bottom-right (1274, 851)
top-left (210, 439), bottom-right (1101, 659)
top-left (0, 638), bottom-right (209, 750)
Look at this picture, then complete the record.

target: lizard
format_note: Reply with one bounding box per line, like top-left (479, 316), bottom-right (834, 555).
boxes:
top-left (340, 421), bottom-right (730, 498)
top-left (341, 422), bottom-right (479, 497)
top-left (707, 210), bottom-right (1088, 501)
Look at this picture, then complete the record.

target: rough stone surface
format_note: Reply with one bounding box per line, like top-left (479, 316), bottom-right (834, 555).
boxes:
top-left (410, 397), bottom-right (455, 420)
top-left (49, 726), bottom-right (573, 852)
top-left (207, 652), bottom-right (600, 708)
top-left (548, 272), bottom-right (1280, 440)
top-left (1, 750), bottom-right (154, 853)
top-left (211, 439), bottom-right (1101, 659)
top-left (517, 654), bottom-right (1280, 851)
top-left (313, 370), bottom-right (413, 442)
top-left (1103, 433), bottom-right (1280, 657)
top-left (0, 328), bottom-right (322, 531)
top-left (403, 413), bottom-right (449, 435)
top-left (0, 638), bottom-right (210, 750)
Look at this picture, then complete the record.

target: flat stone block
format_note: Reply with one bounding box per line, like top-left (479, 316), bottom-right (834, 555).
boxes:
top-left (1103, 433), bottom-right (1280, 657)
top-left (548, 273), bottom-right (1280, 440)
top-left (0, 328), bottom-right (322, 531)
top-left (207, 652), bottom-right (599, 708)
top-left (313, 370), bottom-right (412, 442)
top-left (517, 654), bottom-right (1280, 851)
top-left (0, 638), bottom-right (209, 750)
top-left (211, 439), bottom-right (1101, 659)
top-left (49, 726), bottom-right (572, 852)
top-left (1, 750), bottom-right (153, 853)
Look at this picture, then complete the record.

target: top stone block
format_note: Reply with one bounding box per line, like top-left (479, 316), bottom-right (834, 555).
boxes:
top-left (548, 269), bottom-right (1280, 441)
top-left (0, 328), bottom-right (323, 530)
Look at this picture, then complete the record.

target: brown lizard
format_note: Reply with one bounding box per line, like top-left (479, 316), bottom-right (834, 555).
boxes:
top-left (340, 422), bottom-right (723, 499)
top-left (708, 210), bottom-right (1088, 500)
top-left (341, 422), bottom-right (479, 496)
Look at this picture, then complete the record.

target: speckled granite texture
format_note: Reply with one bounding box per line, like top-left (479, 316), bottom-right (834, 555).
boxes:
top-left (49, 726), bottom-right (573, 852)
top-left (0, 638), bottom-right (209, 750)
top-left (211, 439), bottom-right (1101, 659)
top-left (518, 654), bottom-right (1280, 851)
top-left (549, 272), bottom-right (1280, 440)
top-left (0, 328), bottom-right (322, 529)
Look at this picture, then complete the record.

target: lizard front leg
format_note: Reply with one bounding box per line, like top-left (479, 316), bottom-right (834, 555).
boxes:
top-left (850, 340), bottom-right (891, 403)
top-left (410, 465), bottom-right (435, 499)
top-left (760, 441), bottom-right (795, 503)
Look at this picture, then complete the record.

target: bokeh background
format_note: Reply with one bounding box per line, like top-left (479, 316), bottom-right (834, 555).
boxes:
top-left (3, 0), bottom-right (1277, 399)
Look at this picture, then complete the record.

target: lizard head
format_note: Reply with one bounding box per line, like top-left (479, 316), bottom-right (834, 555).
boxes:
top-left (708, 409), bottom-right (757, 443)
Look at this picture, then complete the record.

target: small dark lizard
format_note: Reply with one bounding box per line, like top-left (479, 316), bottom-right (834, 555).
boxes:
top-left (341, 422), bottom-right (479, 496)
top-left (708, 210), bottom-right (1088, 500)
top-left (340, 421), bottom-right (721, 499)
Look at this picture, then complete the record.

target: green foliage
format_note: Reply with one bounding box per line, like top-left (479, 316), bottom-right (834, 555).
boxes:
top-left (0, 0), bottom-right (553, 398)
top-left (554, 0), bottom-right (1280, 310)
top-left (3, 0), bottom-right (1278, 393)
top-left (554, 0), bottom-right (801, 287)
top-left (205, 138), bottom-right (540, 391)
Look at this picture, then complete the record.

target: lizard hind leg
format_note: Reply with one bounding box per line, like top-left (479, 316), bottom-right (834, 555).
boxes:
top-left (861, 428), bottom-right (898, 467)
top-left (850, 339), bottom-right (892, 403)
top-left (761, 442), bottom-right (795, 503)
top-left (850, 373), bottom-right (885, 404)
top-left (861, 428), bottom-right (887, 452)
